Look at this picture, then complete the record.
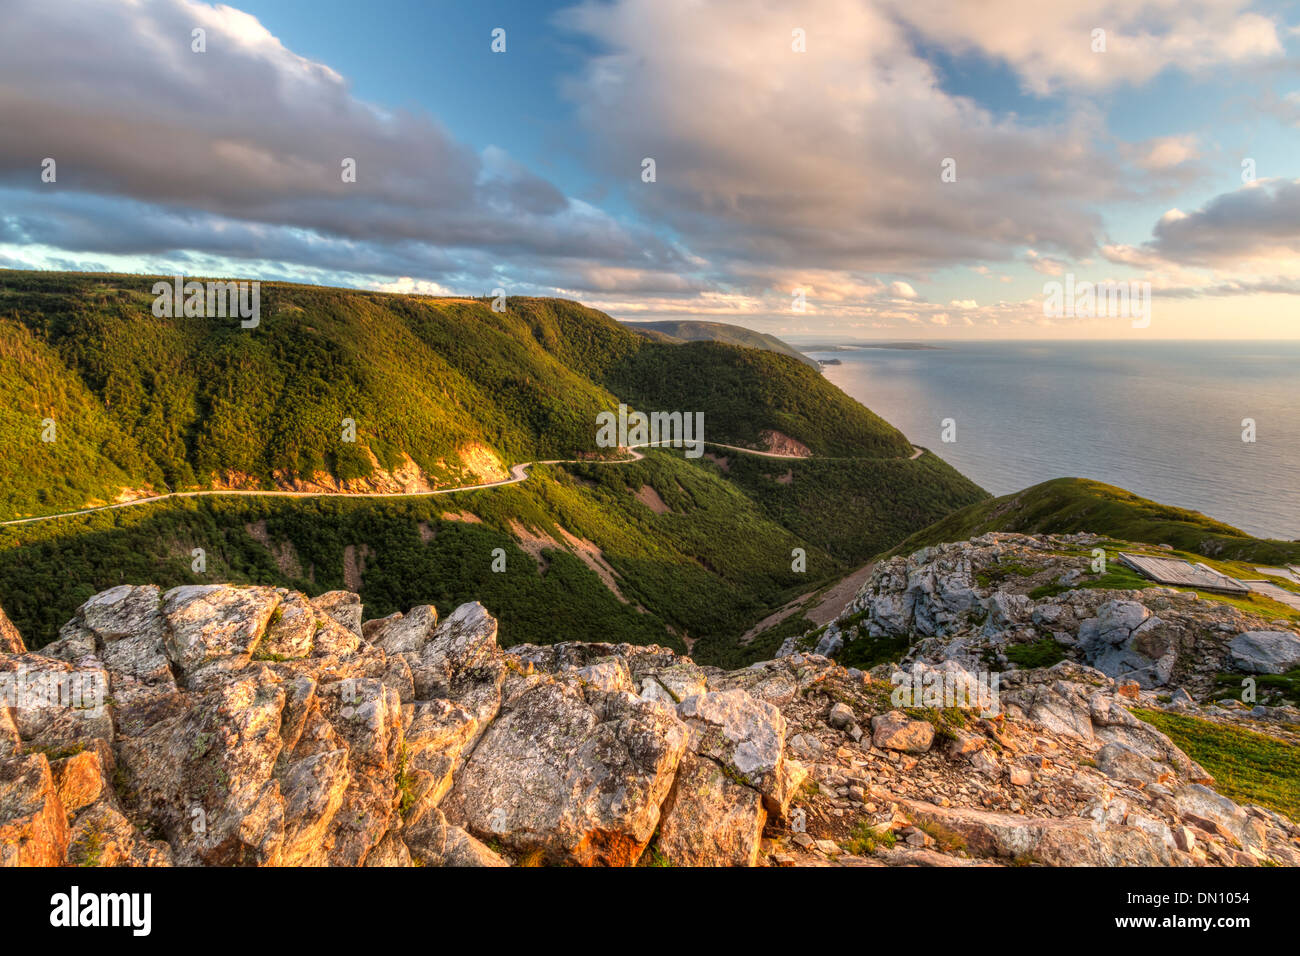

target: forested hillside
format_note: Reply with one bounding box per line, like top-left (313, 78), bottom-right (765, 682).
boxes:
top-left (0, 270), bottom-right (987, 665)
top-left (1, 272), bottom-right (918, 518)
top-left (620, 318), bottom-right (820, 369)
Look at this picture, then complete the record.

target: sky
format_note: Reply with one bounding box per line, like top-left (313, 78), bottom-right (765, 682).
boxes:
top-left (1, 0), bottom-right (1298, 340)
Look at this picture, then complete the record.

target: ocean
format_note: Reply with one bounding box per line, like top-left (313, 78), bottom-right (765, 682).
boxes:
top-left (801, 340), bottom-right (1300, 541)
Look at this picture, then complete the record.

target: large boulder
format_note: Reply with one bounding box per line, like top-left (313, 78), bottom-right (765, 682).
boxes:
top-left (441, 676), bottom-right (688, 866)
top-left (677, 690), bottom-right (789, 809)
top-left (655, 752), bottom-right (766, 866)
top-left (0, 754), bottom-right (70, 866)
top-left (871, 710), bottom-right (935, 753)
top-left (1229, 631), bottom-right (1300, 675)
top-left (899, 798), bottom-right (1176, 866)
top-left (161, 585), bottom-right (282, 673)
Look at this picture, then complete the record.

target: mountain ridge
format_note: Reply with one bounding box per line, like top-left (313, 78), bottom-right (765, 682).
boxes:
top-left (0, 271), bottom-right (917, 521)
top-left (620, 318), bottom-right (819, 369)
top-left (0, 271), bottom-right (986, 665)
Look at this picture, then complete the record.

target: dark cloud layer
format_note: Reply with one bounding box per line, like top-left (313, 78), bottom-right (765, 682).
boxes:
top-left (0, 0), bottom-right (684, 286)
top-left (1148, 178), bottom-right (1300, 266)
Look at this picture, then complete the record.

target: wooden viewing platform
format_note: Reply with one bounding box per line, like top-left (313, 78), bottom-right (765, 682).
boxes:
top-left (1254, 566), bottom-right (1300, 584)
top-left (1240, 579), bottom-right (1300, 611)
top-left (1117, 552), bottom-right (1251, 595)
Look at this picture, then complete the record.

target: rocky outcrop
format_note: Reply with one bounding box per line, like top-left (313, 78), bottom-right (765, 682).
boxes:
top-left (788, 532), bottom-right (1300, 699)
top-left (0, 606), bottom-right (23, 655)
top-left (0, 586), bottom-right (801, 867)
top-left (1, 578), bottom-right (1296, 867)
top-left (1230, 630), bottom-right (1300, 674)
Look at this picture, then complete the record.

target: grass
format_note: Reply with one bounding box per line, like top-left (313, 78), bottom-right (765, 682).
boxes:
top-left (843, 821), bottom-right (896, 855)
top-left (1185, 588), bottom-right (1300, 626)
top-left (975, 559), bottom-right (1039, 589)
top-left (804, 608), bottom-right (914, 671)
top-left (904, 706), bottom-right (969, 742)
top-left (1024, 559), bottom-right (1152, 600)
top-left (643, 845), bottom-right (675, 867)
top-left (76, 825), bottom-right (105, 868)
top-left (27, 741), bottom-right (87, 761)
top-left (915, 819), bottom-right (967, 853)
top-left (1004, 638), bottom-right (1069, 669)
top-left (395, 745), bottom-right (416, 816)
top-left (1213, 668), bottom-right (1300, 707)
top-left (891, 476), bottom-right (1300, 566)
top-left (1131, 707), bottom-right (1300, 823)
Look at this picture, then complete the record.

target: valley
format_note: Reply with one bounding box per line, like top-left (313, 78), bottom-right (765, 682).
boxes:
top-left (0, 271), bottom-right (983, 665)
top-left (2, 270), bottom-right (1297, 872)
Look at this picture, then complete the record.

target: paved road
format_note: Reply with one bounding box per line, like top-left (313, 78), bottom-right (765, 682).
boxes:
top-left (0, 441), bottom-right (926, 528)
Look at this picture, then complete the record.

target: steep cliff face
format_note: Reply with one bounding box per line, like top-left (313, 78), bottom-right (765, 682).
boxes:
top-left (2, 574), bottom-right (1298, 867)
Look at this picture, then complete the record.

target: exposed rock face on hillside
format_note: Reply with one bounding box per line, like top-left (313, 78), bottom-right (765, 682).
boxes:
top-left (790, 532), bottom-right (1300, 700)
top-left (0, 584), bottom-right (804, 867)
top-left (2, 575), bottom-right (1298, 867)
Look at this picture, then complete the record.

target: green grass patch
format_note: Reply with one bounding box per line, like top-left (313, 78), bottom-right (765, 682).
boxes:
top-left (1004, 638), bottom-right (1068, 669)
top-left (1213, 669), bottom-right (1300, 707)
top-left (843, 820), bottom-right (896, 855)
top-left (834, 615), bottom-right (910, 670)
top-left (891, 477), bottom-right (1300, 566)
top-left (1131, 707), bottom-right (1300, 823)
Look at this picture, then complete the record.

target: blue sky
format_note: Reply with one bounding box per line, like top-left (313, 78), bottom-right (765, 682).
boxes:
top-left (2, 0), bottom-right (1298, 338)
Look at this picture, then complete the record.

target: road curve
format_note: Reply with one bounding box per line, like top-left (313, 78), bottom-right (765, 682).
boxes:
top-left (0, 441), bottom-right (926, 529)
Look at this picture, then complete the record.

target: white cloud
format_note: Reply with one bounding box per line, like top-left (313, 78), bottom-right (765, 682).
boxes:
top-left (0, 0), bottom-right (684, 285)
top-left (558, 0), bottom-right (1132, 276)
top-left (885, 0), bottom-right (1284, 94)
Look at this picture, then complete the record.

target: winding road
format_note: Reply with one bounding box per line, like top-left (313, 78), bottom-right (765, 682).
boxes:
top-left (0, 441), bottom-right (927, 529)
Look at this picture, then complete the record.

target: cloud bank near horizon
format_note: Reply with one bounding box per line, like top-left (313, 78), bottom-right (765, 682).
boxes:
top-left (1, 0), bottom-right (1297, 336)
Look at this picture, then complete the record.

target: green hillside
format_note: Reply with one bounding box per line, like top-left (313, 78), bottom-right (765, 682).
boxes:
top-left (0, 271), bottom-right (917, 519)
top-left (891, 476), bottom-right (1300, 565)
top-left (0, 450), bottom-right (982, 666)
top-left (602, 341), bottom-right (913, 458)
top-left (621, 319), bottom-right (819, 369)
top-left (0, 270), bottom-right (987, 664)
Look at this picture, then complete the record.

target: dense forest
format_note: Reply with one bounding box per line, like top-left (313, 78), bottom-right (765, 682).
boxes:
top-left (1, 272), bottom-right (923, 519)
top-left (0, 270), bottom-right (988, 663)
top-left (0, 450), bottom-right (984, 665)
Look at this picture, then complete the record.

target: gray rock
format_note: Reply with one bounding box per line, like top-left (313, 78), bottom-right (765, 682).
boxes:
top-left (310, 590), bottom-right (363, 638)
top-left (369, 604), bottom-right (438, 656)
top-left (1095, 742), bottom-right (1164, 784)
top-left (678, 690), bottom-right (789, 810)
top-left (160, 584), bottom-right (281, 673)
top-left (1229, 630), bottom-right (1300, 674)
top-left (827, 702), bottom-right (854, 729)
top-left (443, 677), bottom-right (688, 866)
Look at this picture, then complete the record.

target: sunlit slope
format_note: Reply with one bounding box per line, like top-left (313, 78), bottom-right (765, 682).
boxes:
top-left (0, 272), bottom-right (928, 518)
top-left (891, 476), bottom-right (1300, 564)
